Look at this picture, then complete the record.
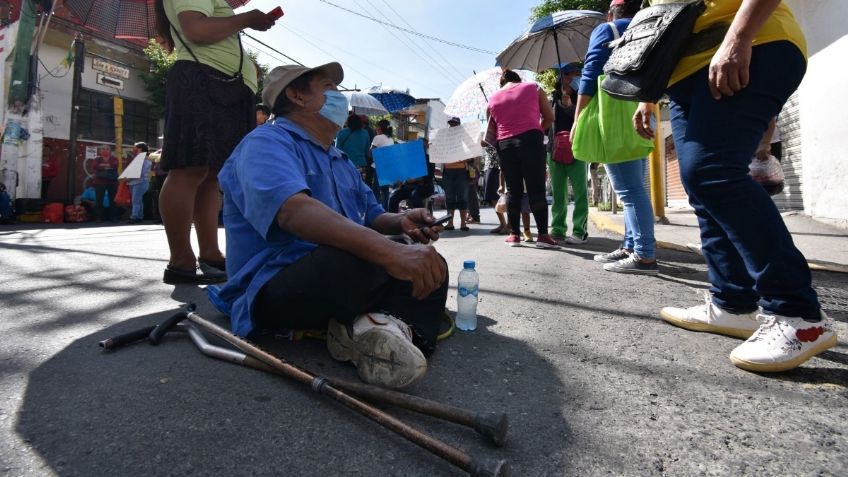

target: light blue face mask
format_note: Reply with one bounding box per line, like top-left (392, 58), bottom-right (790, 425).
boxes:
top-left (319, 90), bottom-right (349, 128)
top-left (569, 76), bottom-right (581, 92)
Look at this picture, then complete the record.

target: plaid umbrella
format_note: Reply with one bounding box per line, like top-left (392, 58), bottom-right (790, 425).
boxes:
top-left (443, 68), bottom-right (537, 118)
top-left (365, 86), bottom-right (416, 113)
top-left (63, 0), bottom-right (251, 43)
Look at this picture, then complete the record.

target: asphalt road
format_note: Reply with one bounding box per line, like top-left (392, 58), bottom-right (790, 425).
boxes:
top-left (1, 208), bottom-right (846, 476)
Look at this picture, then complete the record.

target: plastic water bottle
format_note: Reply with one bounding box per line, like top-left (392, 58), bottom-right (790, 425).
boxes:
top-left (456, 260), bottom-right (479, 331)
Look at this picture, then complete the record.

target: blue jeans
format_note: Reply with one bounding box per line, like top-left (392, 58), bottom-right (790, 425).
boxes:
top-left (605, 159), bottom-right (655, 259)
top-left (667, 41), bottom-right (818, 319)
top-left (129, 181), bottom-right (149, 220)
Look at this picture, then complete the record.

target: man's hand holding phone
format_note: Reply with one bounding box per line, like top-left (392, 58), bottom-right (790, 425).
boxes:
top-left (400, 209), bottom-right (444, 244)
top-left (268, 6), bottom-right (284, 20)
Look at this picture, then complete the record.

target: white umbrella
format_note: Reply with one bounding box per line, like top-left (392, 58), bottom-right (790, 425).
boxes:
top-left (496, 10), bottom-right (606, 73)
top-left (444, 68), bottom-right (537, 118)
top-left (342, 91), bottom-right (389, 116)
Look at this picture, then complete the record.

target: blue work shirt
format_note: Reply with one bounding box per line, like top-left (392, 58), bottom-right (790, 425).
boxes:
top-left (578, 18), bottom-right (632, 97)
top-left (217, 117), bottom-right (385, 337)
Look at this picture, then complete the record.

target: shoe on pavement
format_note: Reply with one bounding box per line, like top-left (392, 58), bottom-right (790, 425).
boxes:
top-left (594, 247), bottom-right (631, 263)
top-left (505, 234), bottom-right (521, 247)
top-left (163, 264), bottom-right (227, 285)
top-left (535, 234), bottom-right (560, 249)
top-left (565, 233), bottom-right (588, 244)
top-left (729, 312), bottom-right (837, 373)
top-left (660, 292), bottom-right (759, 339)
top-left (603, 253), bottom-right (658, 275)
top-left (522, 230), bottom-right (534, 243)
top-left (550, 233), bottom-right (566, 241)
top-left (327, 313), bottom-right (427, 388)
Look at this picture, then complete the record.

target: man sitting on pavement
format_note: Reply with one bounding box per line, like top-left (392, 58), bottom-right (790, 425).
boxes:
top-left (216, 62), bottom-right (449, 389)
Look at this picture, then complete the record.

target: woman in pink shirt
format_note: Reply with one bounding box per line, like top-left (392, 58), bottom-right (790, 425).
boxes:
top-left (487, 69), bottom-right (555, 248)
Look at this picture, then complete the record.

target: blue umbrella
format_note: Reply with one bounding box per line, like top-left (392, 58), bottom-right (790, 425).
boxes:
top-left (366, 86), bottom-right (417, 113)
top-left (496, 10), bottom-right (605, 73)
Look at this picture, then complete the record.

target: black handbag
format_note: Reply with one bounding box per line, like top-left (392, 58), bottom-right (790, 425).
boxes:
top-left (601, 1), bottom-right (706, 103)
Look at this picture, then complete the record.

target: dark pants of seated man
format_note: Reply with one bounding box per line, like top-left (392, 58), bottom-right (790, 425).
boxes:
top-left (253, 245), bottom-right (448, 355)
top-left (388, 183), bottom-right (434, 213)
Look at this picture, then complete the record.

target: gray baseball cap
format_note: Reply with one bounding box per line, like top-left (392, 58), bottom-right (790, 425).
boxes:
top-left (261, 62), bottom-right (344, 109)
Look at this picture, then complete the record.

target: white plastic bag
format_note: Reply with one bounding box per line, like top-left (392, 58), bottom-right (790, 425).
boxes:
top-left (748, 155), bottom-right (784, 196)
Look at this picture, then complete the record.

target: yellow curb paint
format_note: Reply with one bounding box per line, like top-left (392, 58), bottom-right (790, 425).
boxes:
top-left (588, 210), bottom-right (847, 274)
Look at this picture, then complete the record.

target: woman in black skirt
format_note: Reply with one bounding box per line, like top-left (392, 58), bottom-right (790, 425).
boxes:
top-left (155, 0), bottom-right (276, 284)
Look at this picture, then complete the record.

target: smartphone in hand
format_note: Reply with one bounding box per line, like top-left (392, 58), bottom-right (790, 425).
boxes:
top-left (418, 214), bottom-right (452, 230)
top-left (268, 6), bottom-right (284, 20)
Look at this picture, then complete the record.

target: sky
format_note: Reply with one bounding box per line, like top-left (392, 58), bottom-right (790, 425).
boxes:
top-left (238, 0), bottom-right (543, 102)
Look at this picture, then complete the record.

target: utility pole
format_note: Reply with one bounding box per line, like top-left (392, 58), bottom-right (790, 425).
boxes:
top-left (66, 34), bottom-right (84, 203)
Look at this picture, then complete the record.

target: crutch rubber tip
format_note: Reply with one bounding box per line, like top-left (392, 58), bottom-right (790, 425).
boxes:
top-left (474, 412), bottom-right (509, 447)
top-left (470, 458), bottom-right (508, 477)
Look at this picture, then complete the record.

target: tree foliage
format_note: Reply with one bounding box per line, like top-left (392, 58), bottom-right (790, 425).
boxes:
top-left (530, 0), bottom-right (609, 21)
top-left (140, 41), bottom-right (270, 117)
top-left (528, 0), bottom-right (608, 92)
top-left (140, 40), bottom-right (176, 118)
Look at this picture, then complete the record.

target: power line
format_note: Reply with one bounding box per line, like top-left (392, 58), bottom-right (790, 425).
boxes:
top-left (316, 0), bottom-right (497, 55)
top-left (280, 23), bottom-right (442, 97)
top-left (279, 25), bottom-right (380, 86)
top-left (354, 0), bottom-right (463, 86)
top-left (241, 32), bottom-right (304, 65)
top-left (377, 0), bottom-right (468, 81)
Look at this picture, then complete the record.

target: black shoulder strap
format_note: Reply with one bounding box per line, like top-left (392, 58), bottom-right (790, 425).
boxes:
top-left (169, 24), bottom-right (244, 81)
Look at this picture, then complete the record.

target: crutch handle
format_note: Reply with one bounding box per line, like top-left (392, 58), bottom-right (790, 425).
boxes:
top-left (148, 304), bottom-right (195, 345)
top-left (99, 325), bottom-right (156, 350)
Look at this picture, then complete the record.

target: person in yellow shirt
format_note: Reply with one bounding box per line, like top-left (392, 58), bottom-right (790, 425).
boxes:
top-left (154, 0), bottom-right (277, 285)
top-left (634, 1), bottom-right (836, 372)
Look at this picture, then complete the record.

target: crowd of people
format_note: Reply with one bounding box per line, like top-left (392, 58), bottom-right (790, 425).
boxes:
top-left (39, 0), bottom-right (834, 388)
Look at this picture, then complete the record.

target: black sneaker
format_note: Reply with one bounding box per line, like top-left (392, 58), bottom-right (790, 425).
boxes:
top-left (603, 254), bottom-right (659, 275)
top-left (593, 247), bottom-right (631, 263)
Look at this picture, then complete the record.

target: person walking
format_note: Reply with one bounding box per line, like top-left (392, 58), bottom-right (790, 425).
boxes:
top-left (127, 142), bottom-right (153, 224)
top-left (549, 64), bottom-right (589, 244)
top-left (633, 0), bottom-right (836, 372)
top-left (440, 117), bottom-right (470, 231)
top-left (91, 145), bottom-right (119, 222)
top-left (154, 0), bottom-right (276, 284)
top-left (487, 70), bottom-right (556, 248)
top-left (572, 0), bottom-right (657, 273)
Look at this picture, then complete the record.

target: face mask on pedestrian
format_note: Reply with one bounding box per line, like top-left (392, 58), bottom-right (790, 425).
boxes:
top-left (569, 76), bottom-right (581, 92)
top-left (319, 90), bottom-right (349, 128)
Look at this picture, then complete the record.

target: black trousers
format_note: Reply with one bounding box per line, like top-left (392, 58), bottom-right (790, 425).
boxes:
top-left (498, 130), bottom-right (548, 235)
top-left (93, 183), bottom-right (117, 221)
top-left (253, 246), bottom-right (448, 355)
top-left (388, 183), bottom-right (433, 213)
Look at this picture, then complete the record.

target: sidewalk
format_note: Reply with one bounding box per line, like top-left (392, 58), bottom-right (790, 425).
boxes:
top-left (589, 206), bottom-right (848, 273)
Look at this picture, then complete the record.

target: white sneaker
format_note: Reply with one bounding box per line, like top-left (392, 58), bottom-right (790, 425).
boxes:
top-left (565, 234), bottom-right (588, 244)
top-left (729, 311), bottom-right (837, 373)
top-left (327, 313), bottom-right (427, 388)
top-left (660, 292), bottom-right (759, 339)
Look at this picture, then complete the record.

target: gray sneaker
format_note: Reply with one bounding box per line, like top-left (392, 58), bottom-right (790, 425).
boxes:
top-left (603, 253), bottom-right (659, 275)
top-left (593, 247), bottom-right (631, 263)
top-left (327, 313), bottom-right (427, 389)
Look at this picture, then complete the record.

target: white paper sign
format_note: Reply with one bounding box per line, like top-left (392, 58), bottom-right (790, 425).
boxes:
top-left (118, 153), bottom-right (147, 180)
top-left (428, 122), bottom-right (483, 164)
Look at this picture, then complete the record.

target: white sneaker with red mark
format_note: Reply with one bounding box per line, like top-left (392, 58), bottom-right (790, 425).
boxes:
top-left (729, 311), bottom-right (837, 372)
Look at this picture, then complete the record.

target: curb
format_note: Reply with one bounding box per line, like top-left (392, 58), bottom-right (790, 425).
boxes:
top-left (588, 210), bottom-right (848, 274)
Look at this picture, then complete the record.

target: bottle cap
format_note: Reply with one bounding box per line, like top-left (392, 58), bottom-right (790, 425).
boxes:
top-left (463, 260), bottom-right (475, 269)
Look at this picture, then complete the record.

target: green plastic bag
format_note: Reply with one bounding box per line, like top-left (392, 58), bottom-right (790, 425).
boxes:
top-left (573, 75), bottom-right (654, 164)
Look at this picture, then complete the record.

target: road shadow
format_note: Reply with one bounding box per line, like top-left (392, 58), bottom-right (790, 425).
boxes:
top-left (15, 304), bottom-right (572, 476)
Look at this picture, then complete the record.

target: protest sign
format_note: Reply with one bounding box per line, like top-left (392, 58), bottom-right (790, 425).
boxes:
top-left (372, 141), bottom-right (428, 186)
top-left (428, 121), bottom-right (483, 163)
